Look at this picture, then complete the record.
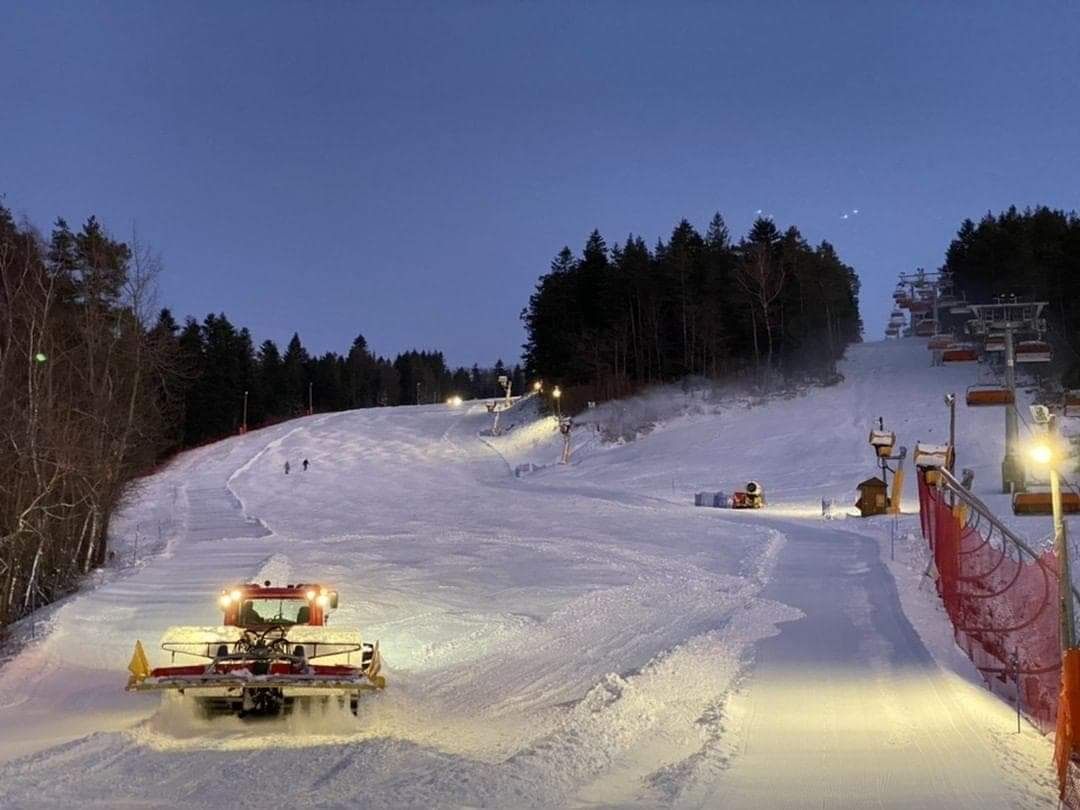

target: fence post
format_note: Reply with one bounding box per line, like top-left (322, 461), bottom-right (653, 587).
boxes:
top-left (1012, 648), bottom-right (1021, 734)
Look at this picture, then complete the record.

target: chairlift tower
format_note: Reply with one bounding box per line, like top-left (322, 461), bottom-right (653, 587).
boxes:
top-left (966, 298), bottom-right (1049, 494)
top-left (896, 268), bottom-right (952, 341)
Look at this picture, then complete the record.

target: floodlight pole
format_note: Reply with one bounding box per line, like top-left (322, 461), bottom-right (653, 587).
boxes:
top-left (1051, 462), bottom-right (1075, 649)
top-left (242, 390), bottom-right (249, 434)
top-left (1044, 415), bottom-right (1077, 650)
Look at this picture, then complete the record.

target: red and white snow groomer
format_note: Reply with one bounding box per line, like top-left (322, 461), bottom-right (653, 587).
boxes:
top-left (126, 581), bottom-right (384, 716)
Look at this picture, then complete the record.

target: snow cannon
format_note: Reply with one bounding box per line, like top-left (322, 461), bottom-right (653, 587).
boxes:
top-left (732, 481), bottom-right (764, 509)
top-left (126, 581), bottom-right (384, 717)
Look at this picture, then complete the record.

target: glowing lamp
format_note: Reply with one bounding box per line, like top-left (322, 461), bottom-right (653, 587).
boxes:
top-left (1028, 443), bottom-right (1054, 466)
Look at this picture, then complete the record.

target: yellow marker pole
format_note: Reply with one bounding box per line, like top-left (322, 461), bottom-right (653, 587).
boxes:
top-left (889, 468), bottom-right (905, 515)
top-left (127, 640), bottom-right (150, 688)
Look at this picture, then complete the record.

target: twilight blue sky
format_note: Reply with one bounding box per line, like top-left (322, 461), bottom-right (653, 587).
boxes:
top-left (2, 2), bottom-right (1079, 367)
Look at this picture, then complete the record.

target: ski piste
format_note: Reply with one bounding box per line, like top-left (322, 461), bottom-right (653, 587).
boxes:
top-left (0, 338), bottom-right (1064, 808)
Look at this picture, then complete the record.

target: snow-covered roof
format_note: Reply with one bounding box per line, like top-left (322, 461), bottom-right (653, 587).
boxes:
top-left (869, 430), bottom-right (895, 447)
top-left (914, 442), bottom-right (950, 469)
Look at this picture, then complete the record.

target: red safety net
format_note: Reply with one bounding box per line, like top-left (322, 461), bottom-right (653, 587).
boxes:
top-left (916, 470), bottom-right (1080, 804)
top-left (917, 470), bottom-right (1061, 729)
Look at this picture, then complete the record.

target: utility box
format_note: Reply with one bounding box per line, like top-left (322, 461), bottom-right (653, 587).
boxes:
top-left (695, 491), bottom-right (727, 508)
top-left (855, 477), bottom-right (889, 517)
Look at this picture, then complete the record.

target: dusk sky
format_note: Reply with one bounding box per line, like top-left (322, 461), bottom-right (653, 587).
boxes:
top-left (3, 2), bottom-right (1079, 367)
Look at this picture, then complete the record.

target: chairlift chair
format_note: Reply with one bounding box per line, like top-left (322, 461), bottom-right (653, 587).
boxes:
top-left (1016, 340), bottom-right (1052, 363)
top-left (942, 344), bottom-right (979, 363)
top-left (915, 319), bottom-right (937, 337)
top-left (1064, 390), bottom-right (1080, 417)
top-left (1012, 491), bottom-right (1080, 516)
top-left (984, 335), bottom-right (1006, 353)
top-left (927, 333), bottom-right (954, 351)
top-left (965, 384), bottom-right (1014, 407)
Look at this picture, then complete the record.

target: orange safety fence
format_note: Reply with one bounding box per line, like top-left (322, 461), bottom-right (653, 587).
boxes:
top-left (916, 470), bottom-right (1080, 803)
top-left (1058, 650), bottom-right (1080, 807)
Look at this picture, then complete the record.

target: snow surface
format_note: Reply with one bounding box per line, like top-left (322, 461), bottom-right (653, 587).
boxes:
top-left (0, 338), bottom-right (1067, 808)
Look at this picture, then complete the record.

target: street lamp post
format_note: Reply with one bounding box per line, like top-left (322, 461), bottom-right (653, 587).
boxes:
top-left (308, 382), bottom-right (313, 416)
top-left (242, 390), bottom-right (249, 434)
top-left (1028, 423), bottom-right (1075, 650)
top-left (553, 385), bottom-right (561, 417)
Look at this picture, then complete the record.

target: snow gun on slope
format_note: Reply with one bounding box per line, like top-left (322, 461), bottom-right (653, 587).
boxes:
top-left (731, 481), bottom-right (765, 509)
top-left (126, 582), bottom-right (384, 717)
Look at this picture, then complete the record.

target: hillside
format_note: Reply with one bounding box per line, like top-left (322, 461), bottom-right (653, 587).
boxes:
top-left (0, 338), bottom-right (1064, 808)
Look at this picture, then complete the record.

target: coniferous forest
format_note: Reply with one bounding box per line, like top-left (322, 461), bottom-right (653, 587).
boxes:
top-left (522, 215), bottom-right (863, 405)
top-left (942, 205), bottom-right (1080, 385)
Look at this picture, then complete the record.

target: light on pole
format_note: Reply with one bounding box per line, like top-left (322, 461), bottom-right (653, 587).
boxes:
top-left (553, 385), bottom-right (561, 417)
top-left (242, 389), bottom-right (249, 434)
top-left (1027, 435), bottom-right (1075, 650)
top-left (308, 382), bottom-right (313, 416)
top-left (534, 380), bottom-right (542, 394)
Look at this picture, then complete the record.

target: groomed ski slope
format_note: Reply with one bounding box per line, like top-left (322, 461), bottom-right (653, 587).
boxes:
top-left (0, 338), bottom-right (1063, 808)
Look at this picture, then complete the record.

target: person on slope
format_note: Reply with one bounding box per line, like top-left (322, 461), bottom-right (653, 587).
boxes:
top-left (302, 459), bottom-right (309, 471)
top-left (284, 461), bottom-right (290, 475)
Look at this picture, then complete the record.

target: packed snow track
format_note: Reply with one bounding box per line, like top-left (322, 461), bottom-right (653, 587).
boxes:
top-left (0, 339), bottom-right (1061, 808)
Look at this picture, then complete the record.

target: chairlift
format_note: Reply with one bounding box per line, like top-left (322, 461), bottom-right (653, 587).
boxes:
top-left (942, 344), bottom-right (979, 363)
top-left (1012, 491), bottom-right (1080, 516)
top-left (965, 383), bottom-right (1014, 407)
top-left (1016, 340), bottom-right (1052, 363)
top-left (950, 304), bottom-right (972, 315)
top-left (885, 326), bottom-right (900, 338)
top-left (890, 309), bottom-right (904, 319)
top-left (907, 300), bottom-right (931, 314)
top-left (1064, 390), bottom-right (1080, 417)
top-left (914, 319), bottom-right (937, 337)
top-left (984, 335), bottom-right (1005, 353)
top-left (927, 333), bottom-right (954, 351)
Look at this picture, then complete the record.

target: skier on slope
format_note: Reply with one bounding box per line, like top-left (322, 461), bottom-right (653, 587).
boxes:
top-left (284, 461), bottom-right (290, 475)
top-left (302, 459), bottom-right (309, 471)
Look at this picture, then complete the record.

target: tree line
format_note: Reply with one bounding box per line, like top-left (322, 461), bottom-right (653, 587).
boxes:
top-left (942, 205), bottom-right (1080, 385)
top-left (162, 312), bottom-right (526, 450)
top-left (522, 214), bottom-right (862, 406)
top-left (0, 203), bottom-right (519, 629)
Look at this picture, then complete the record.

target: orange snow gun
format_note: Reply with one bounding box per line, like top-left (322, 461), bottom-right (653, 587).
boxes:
top-left (731, 481), bottom-right (764, 509)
